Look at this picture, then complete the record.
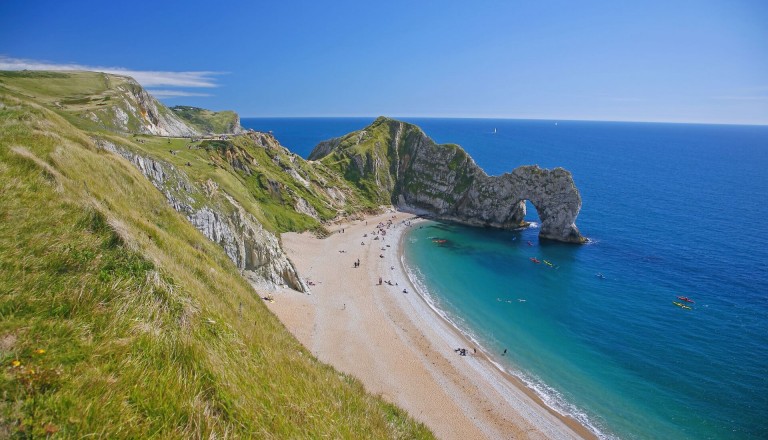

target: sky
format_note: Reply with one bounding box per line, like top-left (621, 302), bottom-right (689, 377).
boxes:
top-left (1, 0), bottom-right (767, 124)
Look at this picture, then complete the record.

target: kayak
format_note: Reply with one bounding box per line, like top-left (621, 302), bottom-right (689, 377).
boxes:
top-left (673, 301), bottom-right (692, 310)
top-left (543, 260), bottom-right (554, 267)
top-left (530, 257), bottom-right (541, 264)
top-left (677, 296), bottom-right (695, 303)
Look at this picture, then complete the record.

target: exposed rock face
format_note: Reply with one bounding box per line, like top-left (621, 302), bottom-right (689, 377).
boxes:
top-left (312, 117), bottom-right (586, 243)
top-left (100, 140), bottom-right (307, 291)
top-left (425, 166), bottom-right (585, 243)
top-left (88, 76), bottom-right (200, 137)
top-left (124, 82), bottom-right (199, 137)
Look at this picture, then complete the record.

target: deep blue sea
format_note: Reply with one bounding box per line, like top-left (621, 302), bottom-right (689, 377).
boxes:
top-left (242, 117), bottom-right (768, 439)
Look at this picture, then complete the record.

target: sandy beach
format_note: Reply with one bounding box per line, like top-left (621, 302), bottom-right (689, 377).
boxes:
top-left (266, 210), bottom-right (595, 440)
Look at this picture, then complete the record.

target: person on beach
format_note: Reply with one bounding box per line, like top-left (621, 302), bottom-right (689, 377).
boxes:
top-left (378, 277), bottom-right (382, 285)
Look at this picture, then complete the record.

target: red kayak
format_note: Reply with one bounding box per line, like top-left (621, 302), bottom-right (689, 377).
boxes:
top-left (530, 257), bottom-right (541, 264)
top-left (677, 296), bottom-right (695, 304)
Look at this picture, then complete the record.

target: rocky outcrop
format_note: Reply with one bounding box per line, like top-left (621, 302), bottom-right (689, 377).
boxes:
top-left (122, 81), bottom-right (200, 137)
top-left (410, 166), bottom-right (585, 243)
top-left (311, 117), bottom-right (586, 243)
top-left (100, 140), bottom-right (307, 291)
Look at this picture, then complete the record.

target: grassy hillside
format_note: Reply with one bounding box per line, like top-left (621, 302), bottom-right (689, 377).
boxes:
top-left (2, 71), bottom-right (380, 235)
top-left (310, 116), bottom-right (473, 207)
top-left (310, 116), bottom-right (401, 204)
top-left (170, 106), bottom-right (241, 134)
top-left (0, 70), bottom-right (192, 136)
top-left (0, 81), bottom-right (432, 437)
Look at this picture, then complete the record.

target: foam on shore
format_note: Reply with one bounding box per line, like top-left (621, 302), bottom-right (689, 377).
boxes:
top-left (266, 211), bottom-right (595, 440)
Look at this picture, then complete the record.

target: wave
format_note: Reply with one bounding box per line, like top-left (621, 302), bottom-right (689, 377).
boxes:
top-left (401, 252), bottom-right (614, 440)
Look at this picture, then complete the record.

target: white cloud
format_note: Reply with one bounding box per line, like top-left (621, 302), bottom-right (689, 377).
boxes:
top-left (712, 95), bottom-right (768, 101)
top-left (602, 97), bottom-right (649, 103)
top-left (0, 56), bottom-right (221, 88)
top-left (147, 89), bottom-right (212, 98)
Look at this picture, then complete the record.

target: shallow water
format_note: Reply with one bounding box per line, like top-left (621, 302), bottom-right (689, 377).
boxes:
top-left (244, 117), bottom-right (768, 439)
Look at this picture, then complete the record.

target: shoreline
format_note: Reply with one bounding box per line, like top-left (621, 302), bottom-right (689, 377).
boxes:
top-left (265, 210), bottom-right (596, 440)
top-left (398, 222), bottom-right (601, 439)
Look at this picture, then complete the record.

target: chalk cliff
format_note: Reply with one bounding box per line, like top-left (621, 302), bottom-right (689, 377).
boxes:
top-left (100, 140), bottom-right (307, 291)
top-left (310, 117), bottom-right (586, 243)
top-left (79, 74), bottom-right (200, 137)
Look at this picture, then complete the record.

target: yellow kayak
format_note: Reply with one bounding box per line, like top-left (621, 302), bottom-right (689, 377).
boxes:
top-left (673, 301), bottom-right (691, 310)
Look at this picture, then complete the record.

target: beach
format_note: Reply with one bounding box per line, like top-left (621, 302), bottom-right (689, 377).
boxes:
top-left (266, 211), bottom-right (594, 440)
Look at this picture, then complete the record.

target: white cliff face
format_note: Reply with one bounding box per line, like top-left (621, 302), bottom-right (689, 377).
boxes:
top-left (124, 83), bottom-right (199, 137)
top-left (85, 76), bottom-right (200, 137)
top-left (101, 140), bottom-right (307, 291)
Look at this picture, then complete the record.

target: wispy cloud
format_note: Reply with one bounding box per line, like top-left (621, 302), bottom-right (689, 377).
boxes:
top-left (712, 95), bottom-right (768, 101)
top-left (0, 56), bottom-right (221, 89)
top-left (711, 86), bottom-right (768, 102)
top-left (147, 89), bottom-right (212, 98)
top-left (601, 97), bottom-right (649, 103)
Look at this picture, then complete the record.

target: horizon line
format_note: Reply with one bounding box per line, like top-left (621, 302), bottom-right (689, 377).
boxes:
top-left (236, 115), bottom-right (768, 127)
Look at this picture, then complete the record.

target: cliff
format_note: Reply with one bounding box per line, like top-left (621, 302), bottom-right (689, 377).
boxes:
top-left (0, 70), bottom-right (199, 136)
top-left (100, 140), bottom-right (306, 291)
top-left (310, 117), bottom-right (586, 243)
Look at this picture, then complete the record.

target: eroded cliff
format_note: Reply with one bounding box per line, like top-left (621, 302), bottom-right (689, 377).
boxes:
top-left (100, 140), bottom-right (307, 291)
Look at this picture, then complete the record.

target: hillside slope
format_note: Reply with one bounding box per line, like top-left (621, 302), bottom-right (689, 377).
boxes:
top-left (0, 78), bottom-right (432, 438)
top-left (0, 70), bottom-right (198, 137)
top-left (170, 105), bottom-right (244, 135)
top-left (1, 71), bottom-right (384, 290)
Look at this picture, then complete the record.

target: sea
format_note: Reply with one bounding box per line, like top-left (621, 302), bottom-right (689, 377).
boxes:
top-left (242, 117), bottom-right (768, 440)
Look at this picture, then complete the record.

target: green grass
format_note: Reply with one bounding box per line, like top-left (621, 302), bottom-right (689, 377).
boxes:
top-left (170, 106), bottom-right (240, 134)
top-left (0, 89), bottom-right (433, 438)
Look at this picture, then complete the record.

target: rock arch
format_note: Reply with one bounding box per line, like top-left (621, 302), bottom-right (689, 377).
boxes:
top-left (400, 164), bottom-right (585, 243)
top-left (463, 166), bottom-right (585, 243)
top-left (312, 117), bottom-right (586, 243)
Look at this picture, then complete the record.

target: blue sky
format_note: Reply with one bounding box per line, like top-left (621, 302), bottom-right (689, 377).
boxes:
top-left (1, 0), bottom-right (766, 124)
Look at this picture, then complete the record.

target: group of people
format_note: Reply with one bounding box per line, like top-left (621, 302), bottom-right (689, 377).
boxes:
top-left (454, 347), bottom-right (474, 356)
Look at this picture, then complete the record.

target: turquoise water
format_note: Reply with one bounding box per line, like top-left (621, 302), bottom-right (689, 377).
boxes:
top-left (243, 118), bottom-right (768, 439)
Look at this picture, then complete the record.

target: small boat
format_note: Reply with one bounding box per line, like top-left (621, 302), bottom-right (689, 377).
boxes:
top-left (673, 301), bottom-right (691, 310)
top-left (530, 257), bottom-right (541, 264)
top-left (677, 296), bottom-right (695, 304)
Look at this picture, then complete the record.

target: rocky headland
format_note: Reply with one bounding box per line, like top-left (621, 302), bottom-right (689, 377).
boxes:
top-left (311, 117), bottom-right (586, 243)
